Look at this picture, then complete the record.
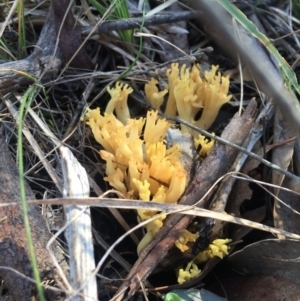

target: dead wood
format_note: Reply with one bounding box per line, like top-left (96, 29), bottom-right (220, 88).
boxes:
top-left (113, 99), bottom-right (257, 300)
top-left (0, 131), bottom-right (68, 300)
top-left (80, 11), bottom-right (199, 34)
top-left (0, 6), bottom-right (61, 96)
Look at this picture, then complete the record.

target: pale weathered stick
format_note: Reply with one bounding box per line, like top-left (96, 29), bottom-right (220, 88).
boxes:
top-left (20, 93), bottom-right (98, 300)
top-left (113, 99), bottom-right (257, 300)
top-left (61, 148), bottom-right (97, 301)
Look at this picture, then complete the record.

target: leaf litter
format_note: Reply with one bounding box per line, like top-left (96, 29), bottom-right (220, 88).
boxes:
top-left (1, 0), bottom-right (300, 300)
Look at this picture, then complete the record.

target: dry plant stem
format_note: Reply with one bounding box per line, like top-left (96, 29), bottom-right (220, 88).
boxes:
top-left (81, 11), bottom-right (199, 34)
top-left (4, 96), bottom-right (63, 194)
top-left (89, 177), bottom-right (139, 245)
top-left (0, 131), bottom-right (68, 301)
top-left (47, 46), bottom-right (212, 87)
top-left (63, 78), bottom-right (96, 140)
top-left (113, 99), bottom-right (257, 301)
top-left (164, 114), bottom-right (300, 185)
top-left (0, 6), bottom-right (61, 96)
top-left (92, 229), bottom-right (132, 272)
top-left (9, 197), bottom-right (300, 239)
top-left (0, 0), bottom-right (19, 38)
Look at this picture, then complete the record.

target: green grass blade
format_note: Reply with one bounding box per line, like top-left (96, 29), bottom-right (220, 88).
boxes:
top-left (17, 0), bottom-right (26, 58)
top-left (118, 0), bottom-right (147, 79)
top-left (216, 0), bottom-right (300, 97)
top-left (88, 0), bottom-right (133, 44)
top-left (88, 0), bottom-right (107, 15)
top-left (18, 85), bottom-right (45, 301)
top-left (112, 0), bottom-right (132, 43)
top-left (0, 37), bottom-right (16, 61)
top-left (293, 0), bottom-right (300, 17)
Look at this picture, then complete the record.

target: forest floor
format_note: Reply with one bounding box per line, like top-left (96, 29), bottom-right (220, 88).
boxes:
top-left (1, 1), bottom-right (300, 300)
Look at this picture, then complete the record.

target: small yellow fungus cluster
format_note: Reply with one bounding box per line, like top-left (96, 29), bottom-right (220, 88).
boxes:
top-left (145, 63), bottom-right (231, 156)
top-left (177, 261), bottom-right (201, 284)
top-left (195, 238), bottom-right (232, 263)
top-left (146, 63), bottom-right (231, 134)
top-left (194, 134), bottom-right (215, 158)
top-left (175, 230), bottom-right (199, 252)
top-left (105, 82), bottom-right (132, 125)
top-left (177, 238), bottom-right (232, 284)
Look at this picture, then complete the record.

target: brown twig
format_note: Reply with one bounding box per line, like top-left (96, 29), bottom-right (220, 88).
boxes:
top-left (80, 11), bottom-right (199, 35)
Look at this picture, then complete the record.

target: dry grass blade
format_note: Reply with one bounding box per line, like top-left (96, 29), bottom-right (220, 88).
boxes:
top-left (11, 197), bottom-right (300, 240)
top-left (4, 96), bottom-right (63, 193)
top-left (0, 0), bottom-right (19, 38)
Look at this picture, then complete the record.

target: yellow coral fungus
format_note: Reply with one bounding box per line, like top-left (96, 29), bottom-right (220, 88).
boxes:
top-left (165, 62), bottom-right (179, 118)
top-left (195, 238), bottom-right (232, 263)
top-left (144, 110), bottom-right (170, 143)
top-left (145, 78), bottom-right (168, 110)
top-left (177, 261), bottom-right (201, 284)
top-left (85, 99), bottom-right (188, 254)
top-left (194, 66), bottom-right (231, 130)
top-left (145, 63), bottom-right (231, 134)
top-left (85, 73), bottom-right (233, 284)
top-left (176, 238), bottom-right (231, 283)
top-left (105, 82), bottom-right (133, 125)
top-left (165, 164), bottom-right (187, 203)
top-left (175, 230), bottom-right (199, 252)
top-left (194, 134), bottom-right (215, 157)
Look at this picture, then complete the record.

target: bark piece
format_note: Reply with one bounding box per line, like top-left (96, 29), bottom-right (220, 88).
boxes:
top-left (272, 108), bottom-right (295, 197)
top-left (274, 177), bottom-right (300, 236)
top-left (0, 132), bottom-right (68, 301)
top-left (114, 99), bottom-right (257, 300)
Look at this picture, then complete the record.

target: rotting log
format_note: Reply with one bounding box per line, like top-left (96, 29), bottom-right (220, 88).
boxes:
top-left (0, 131), bottom-right (68, 301)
